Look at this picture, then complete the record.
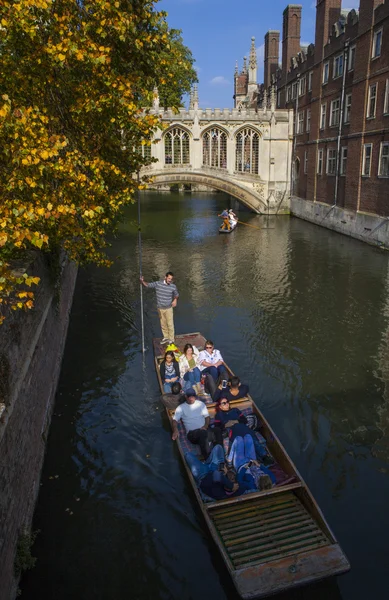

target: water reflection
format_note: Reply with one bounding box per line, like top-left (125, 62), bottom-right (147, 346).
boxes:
top-left (22, 192), bottom-right (389, 600)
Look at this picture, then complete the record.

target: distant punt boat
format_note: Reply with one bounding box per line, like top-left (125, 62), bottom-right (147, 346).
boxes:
top-left (219, 222), bottom-right (237, 233)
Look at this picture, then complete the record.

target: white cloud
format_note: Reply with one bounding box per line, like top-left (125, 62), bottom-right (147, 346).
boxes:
top-left (257, 44), bottom-right (265, 62)
top-left (210, 76), bottom-right (230, 86)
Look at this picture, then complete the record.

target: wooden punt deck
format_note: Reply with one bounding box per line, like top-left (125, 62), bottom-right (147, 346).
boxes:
top-left (154, 332), bottom-right (350, 598)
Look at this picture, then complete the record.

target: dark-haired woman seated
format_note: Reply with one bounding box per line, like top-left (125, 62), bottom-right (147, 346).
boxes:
top-left (160, 350), bottom-right (180, 393)
top-left (213, 376), bottom-right (249, 403)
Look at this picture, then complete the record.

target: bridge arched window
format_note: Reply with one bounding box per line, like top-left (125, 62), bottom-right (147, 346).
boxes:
top-left (164, 127), bottom-right (190, 165)
top-left (202, 128), bottom-right (227, 169)
top-left (235, 127), bottom-right (260, 175)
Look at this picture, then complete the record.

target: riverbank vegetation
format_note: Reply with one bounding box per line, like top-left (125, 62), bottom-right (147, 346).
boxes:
top-left (0, 0), bottom-right (197, 324)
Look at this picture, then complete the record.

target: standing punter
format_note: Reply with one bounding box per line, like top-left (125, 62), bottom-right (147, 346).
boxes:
top-left (140, 271), bottom-right (179, 344)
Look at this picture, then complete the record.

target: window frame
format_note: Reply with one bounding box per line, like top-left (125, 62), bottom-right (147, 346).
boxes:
top-left (320, 103), bottom-right (327, 130)
top-left (297, 110), bottom-right (304, 134)
top-left (291, 81), bottom-right (298, 100)
top-left (333, 54), bottom-right (344, 79)
top-left (330, 98), bottom-right (341, 127)
top-left (322, 61), bottom-right (329, 85)
top-left (367, 83), bottom-right (377, 119)
top-left (304, 150), bottom-right (308, 174)
top-left (340, 147), bottom-right (348, 176)
top-left (384, 79), bottom-right (389, 115)
top-left (378, 142), bottom-right (389, 178)
top-left (326, 148), bottom-right (337, 176)
top-left (362, 144), bottom-right (372, 177)
top-left (344, 93), bottom-right (352, 123)
top-left (286, 86), bottom-right (291, 102)
top-left (317, 148), bottom-right (324, 175)
top-left (299, 76), bottom-right (306, 97)
top-left (306, 108), bottom-right (311, 132)
top-left (348, 45), bottom-right (356, 71)
top-left (372, 29), bottom-right (383, 59)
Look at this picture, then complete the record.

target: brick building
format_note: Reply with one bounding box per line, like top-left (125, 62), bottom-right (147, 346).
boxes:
top-left (234, 1), bottom-right (389, 244)
top-left (275, 0), bottom-right (389, 217)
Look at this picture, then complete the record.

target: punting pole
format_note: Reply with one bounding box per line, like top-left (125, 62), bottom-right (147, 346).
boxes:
top-left (137, 171), bottom-right (146, 353)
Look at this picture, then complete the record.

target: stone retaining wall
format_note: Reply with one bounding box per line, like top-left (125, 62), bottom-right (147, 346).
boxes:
top-left (0, 254), bottom-right (77, 600)
top-left (291, 196), bottom-right (389, 250)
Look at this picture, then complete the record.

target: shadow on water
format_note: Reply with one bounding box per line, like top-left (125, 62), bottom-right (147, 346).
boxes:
top-left (21, 192), bottom-right (389, 600)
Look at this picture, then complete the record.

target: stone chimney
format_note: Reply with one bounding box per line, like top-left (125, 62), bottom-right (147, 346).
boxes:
top-left (264, 30), bottom-right (280, 91)
top-left (314, 0), bottom-right (342, 60)
top-left (282, 5), bottom-right (302, 84)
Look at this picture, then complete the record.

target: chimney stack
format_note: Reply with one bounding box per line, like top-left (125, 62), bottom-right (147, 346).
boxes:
top-left (264, 30), bottom-right (280, 90)
top-left (314, 0), bottom-right (342, 60)
top-left (282, 5), bottom-right (302, 84)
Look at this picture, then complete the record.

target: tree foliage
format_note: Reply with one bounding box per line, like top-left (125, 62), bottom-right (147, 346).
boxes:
top-left (0, 0), bottom-right (197, 324)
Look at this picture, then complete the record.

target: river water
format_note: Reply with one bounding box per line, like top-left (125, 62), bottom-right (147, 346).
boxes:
top-left (22, 192), bottom-right (389, 600)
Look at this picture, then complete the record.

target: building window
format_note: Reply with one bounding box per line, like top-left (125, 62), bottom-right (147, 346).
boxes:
top-left (384, 79), bottom-right (389, 115)
top-left (304, 151), bottom-right (308, 174)
top-left (299, 76), bottom-right (306, 96)
top-left (344, 93), bottom-right (352, 123)
top-left (320, 103), bottom-right (327, 129)
top-left (348, 45), bottom-right (356, 71)
top-left (317, 149), bottom-right (324, 174)
top-left (291, 81), bottom-right (298, 100)
top-left (322, 62), bottom-right (329, 84)
top-left (202, 128), bottom-right (227, 169)
top-left (379, 142), bottom-right (389, 177)
top-left (327, 148), bottom-right (337, 175)
top-left (330, 99), bottom-right (340, 127)
top-left (277, 90), bottom-right (281, 107)
top-left (297, 111), bottom-right (304, 134)
top-left (164, 127), bottom-right (190, 165)
top-left (367, 83), bottom-right (377, 118)
top-left (362, 144), bottom-right (372, 176)
top-left (287, 86), bottom-right (291, 102)
top-left (139, 143), bottom-right (151, 161)
top-left (372, 29), bottom-right (382, 59)
top-left (306, 109), bottom-right (311, 132)
top-left (308, 71), bottom-right (313, 92)
top-left (333, 54), bottom-right (344, 79)
top-left (235, 127), bottom-right (260, 174)
top-left (340, 147), bottom-right (348, 175)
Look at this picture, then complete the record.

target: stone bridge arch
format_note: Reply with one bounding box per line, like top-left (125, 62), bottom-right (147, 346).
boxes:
top-left (145, 169), bottom-right (268, 213)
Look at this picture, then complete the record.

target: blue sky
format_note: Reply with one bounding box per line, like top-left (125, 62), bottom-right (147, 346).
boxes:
top-left (158, 0), bottom-right (356, 108)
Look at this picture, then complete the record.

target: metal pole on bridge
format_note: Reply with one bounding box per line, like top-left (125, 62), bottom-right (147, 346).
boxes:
top-left (137, 171), bottom-right (146, 353)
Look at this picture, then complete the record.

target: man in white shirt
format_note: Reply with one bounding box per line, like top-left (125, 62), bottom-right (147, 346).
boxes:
top-left (172, 388), bottom-right (223, 458)
top-left (197, 340), bottom-right (229, 382)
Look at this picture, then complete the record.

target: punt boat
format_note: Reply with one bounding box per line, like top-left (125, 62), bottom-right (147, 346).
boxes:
top-left (219, 222), bottom-right (237, 233)
top-left (153, 332), bottom-right (350, 599)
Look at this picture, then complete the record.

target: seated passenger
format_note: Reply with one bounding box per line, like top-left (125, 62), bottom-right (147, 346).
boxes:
top-left (214, 398), bottom-right (273, 465)
top-left (179, 343), bottom-right (201, 391)
top-left (227, 434), bottom-right (276, 489)
top-left (160, 350), bottom-right (180, 394)
top-left (172, 388), bottom-right (223, 458)
top-left (213, 376), bottom-right (249, 402)
top-left (198, 340), bottom-right (229, 383)
top-left (228, 209), bottom-right (237, 227)
top-left (185, 444), bottom-right (256, 500)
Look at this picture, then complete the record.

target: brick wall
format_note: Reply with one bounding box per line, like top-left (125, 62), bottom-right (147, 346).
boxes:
top-left (0, 254), bottom-right (77, 600)
top-left (271, 0), bottom-right (389, 217)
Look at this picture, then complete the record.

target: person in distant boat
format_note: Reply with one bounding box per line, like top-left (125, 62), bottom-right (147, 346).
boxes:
top-left (198, 340), bottom-right (229, 383)
top-left (218, 208), bottom-right (230, 231)
top-left (172, 388), bottom-right (223, 458)
top-left (213, 397), bottom-right (274, 466)
top-left (185, 444), bottom-right (257, 500)
top-left (227, 435), bottom-right (275, 490)
top-left (228, 209), bottom-right (237, 227)
top-left (179, 343), bottom-right (201, 392)
top-left (140, 271), bottom-right (179, 344)
top-left (160, 350), bottom-right (180, 393)
top-left (213, 376), bottom-right (249, 403)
